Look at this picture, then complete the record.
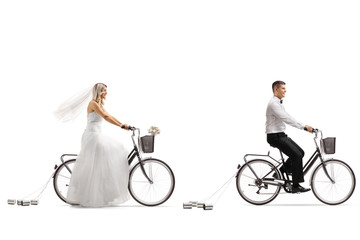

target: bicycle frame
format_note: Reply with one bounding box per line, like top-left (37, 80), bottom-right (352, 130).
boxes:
top-left (242, 129), bottom-right (335, 184)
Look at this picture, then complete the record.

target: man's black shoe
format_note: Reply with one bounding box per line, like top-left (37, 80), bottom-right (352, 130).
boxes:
top-left (291, 185), bottom-right (311, 193)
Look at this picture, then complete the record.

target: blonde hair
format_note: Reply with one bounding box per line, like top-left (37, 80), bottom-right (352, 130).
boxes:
top-left (92, 83), bottom-right (107, 105)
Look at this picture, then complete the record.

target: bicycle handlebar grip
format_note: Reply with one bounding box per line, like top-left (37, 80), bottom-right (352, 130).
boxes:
top-left (304, 127), bottom-right (318, 133)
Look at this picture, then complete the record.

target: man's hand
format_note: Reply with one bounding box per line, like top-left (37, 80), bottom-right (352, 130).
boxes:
top-left (305, 125), bottom-right (313, 133)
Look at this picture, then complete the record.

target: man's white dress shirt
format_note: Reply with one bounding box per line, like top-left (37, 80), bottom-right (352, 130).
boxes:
top-left (265, 96), bottom-right (304, 134)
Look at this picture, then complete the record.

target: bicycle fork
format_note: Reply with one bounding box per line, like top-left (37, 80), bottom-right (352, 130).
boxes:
top-left (128, 148), bottom-right (154, 184)
top-left (139, 161), bottom-right (154, 184)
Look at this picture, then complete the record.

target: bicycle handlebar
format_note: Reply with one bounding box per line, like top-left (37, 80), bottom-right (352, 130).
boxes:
top-left (130, 127), bottom-right (140, 135)
top-left (303, 127), bottom-right (319, 133)
top-left (313, 128), bottom-right (323, 140)
top-left (130, 127), bottom-right (141, 151)
top-left (120, 124), bottom-right (136, 131)
top-left (303, 127), bottom-right (323, 139)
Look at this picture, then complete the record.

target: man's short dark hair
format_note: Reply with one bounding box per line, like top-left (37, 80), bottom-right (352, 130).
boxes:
top-left (272, 80), bottom-right (286, 92)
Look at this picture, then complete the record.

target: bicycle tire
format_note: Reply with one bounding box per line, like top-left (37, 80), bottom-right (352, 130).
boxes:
top-left (311, 159), bottom-right (356, 205)
top-left (53, 159), bottom-right (77, 204)
top-left (128, 158), bottom-right (175, 206)
top-left (236, 159), bottom-right (281, 205)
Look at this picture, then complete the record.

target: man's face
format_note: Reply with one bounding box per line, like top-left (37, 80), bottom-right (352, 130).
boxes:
top-left (274, 84), bottom-right (286, 99)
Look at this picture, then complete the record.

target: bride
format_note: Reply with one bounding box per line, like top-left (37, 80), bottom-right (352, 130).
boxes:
top-left (55, 83), bottom-right (132, 207)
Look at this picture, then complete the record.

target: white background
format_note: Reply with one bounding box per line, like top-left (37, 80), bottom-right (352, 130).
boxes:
top-left (1, 0), bottom-right (359, 239)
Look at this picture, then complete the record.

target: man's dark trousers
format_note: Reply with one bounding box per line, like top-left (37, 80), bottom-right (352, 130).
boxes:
top-left (267, 132), bottom-right (305, 184)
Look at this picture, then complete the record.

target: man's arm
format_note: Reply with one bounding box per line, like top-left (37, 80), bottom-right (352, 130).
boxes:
top-left (271, 101), bottom-right (304, 130)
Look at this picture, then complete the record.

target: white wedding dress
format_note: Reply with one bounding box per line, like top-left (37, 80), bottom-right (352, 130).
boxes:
top-left (67, 111), bottom-right (130, 207)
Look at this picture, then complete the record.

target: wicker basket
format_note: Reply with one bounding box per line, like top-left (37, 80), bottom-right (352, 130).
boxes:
top-left (140, 135), bottom-right (155, 153)
top-left (320, 137), bottom-right (336, 154)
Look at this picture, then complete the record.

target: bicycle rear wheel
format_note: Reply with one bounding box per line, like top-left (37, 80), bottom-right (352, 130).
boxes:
top-left (311, 159), bottom-right (356, 205)
top-left (236, 159), bottom-right (281, 205)
top-left (53, 159), bottom-right (77, 204)
top-left (128, 158), bottom-right (175, 206)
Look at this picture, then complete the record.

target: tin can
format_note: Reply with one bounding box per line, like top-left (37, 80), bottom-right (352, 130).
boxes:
top-left (203, 204), bottom-right (213, 210)
top-left (21, 200), bottom-right (31, 206)
top-left (190, 201), bottom-right (198, 207)
top-left (196, 202), bottom-right (205, 208)
top-left (183, 202), bottom-right (192, 209)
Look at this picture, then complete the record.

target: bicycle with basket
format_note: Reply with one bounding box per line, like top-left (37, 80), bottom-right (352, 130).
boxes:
top-left (236, 129), bottom-right (356, 205)
top-left (53, 126), bottom-right (175, 206)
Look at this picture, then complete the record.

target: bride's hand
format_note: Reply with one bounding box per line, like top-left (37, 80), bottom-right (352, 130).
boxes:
top-left (120, 124), bottom-right (131, 130)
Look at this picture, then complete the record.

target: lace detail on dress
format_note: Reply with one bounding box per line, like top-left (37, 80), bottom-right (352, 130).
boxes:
top-left (87, 111), bottom-right (103, 122)
top-left (85, 112), bottom-right (103, 133)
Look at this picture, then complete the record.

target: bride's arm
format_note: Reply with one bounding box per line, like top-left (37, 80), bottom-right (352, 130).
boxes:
top-left (111, 115), bottom-right (124, 127)
top-left (91, 101), bottom-right (130, 130)
top-left (103, 109), bottom-right (127, 128)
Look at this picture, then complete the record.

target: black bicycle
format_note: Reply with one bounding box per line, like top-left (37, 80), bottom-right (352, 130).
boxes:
top-left (53, 128), bottom-right (175, 206)
top-left (236, 129), bottom-right (356, 205)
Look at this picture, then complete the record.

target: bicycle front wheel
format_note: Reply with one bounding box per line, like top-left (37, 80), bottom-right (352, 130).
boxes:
top-left (236, 159), bottom-right (281, 205)
top-left (311, 159), bottom-right (356, 205)
top-left (53, 159), bottom-right (77, 204)
top-left (128, 158), bottom-right (175, 206)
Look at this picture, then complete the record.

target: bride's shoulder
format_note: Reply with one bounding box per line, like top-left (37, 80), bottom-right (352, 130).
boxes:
top-left (88, 100), bottom-right (104, 111)
top-left (87, 100), bottom-right (98, 112)
top-left (88, 100), bottom-right (97, 106)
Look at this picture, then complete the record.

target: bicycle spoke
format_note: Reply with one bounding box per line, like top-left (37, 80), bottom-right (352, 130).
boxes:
top-left (148, 163), bottom-right (153, 181)
top-left (241, 172), bottom-right (258, 180)
top-left (131, 180), bottom-right (152, 183)
top-left (58, 174), bottom-right (71, 180)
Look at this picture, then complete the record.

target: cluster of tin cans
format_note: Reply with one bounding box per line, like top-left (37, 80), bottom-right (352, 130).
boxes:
top-left (7, 199), bottom-right (39, 206)
top-left (183, 201), bottom-right (213, 210)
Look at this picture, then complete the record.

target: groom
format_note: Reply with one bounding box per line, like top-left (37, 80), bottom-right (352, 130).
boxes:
top-left (265, 81), bottom-right (312, 193)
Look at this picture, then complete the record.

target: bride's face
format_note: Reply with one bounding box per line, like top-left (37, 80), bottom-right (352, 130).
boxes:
top-left (101, 87), bottom-right (107, 99)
